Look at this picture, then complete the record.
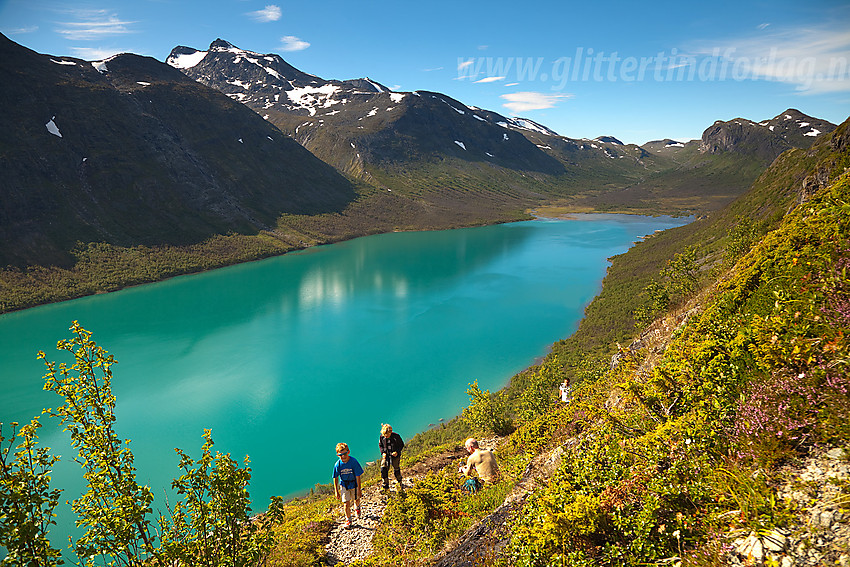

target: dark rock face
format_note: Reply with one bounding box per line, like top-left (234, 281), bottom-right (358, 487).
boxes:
top-left (0, 33), bottom-right (356, 267)
top-left (700, 109), bottom-right (836, 162)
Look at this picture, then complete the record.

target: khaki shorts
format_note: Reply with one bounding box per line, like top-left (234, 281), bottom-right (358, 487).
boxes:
top-left (341, 487), bottom-right (357, 502)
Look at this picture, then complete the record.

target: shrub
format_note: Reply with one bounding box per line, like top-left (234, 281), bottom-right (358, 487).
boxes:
top-left (461, 381), bottom-right (513, 436)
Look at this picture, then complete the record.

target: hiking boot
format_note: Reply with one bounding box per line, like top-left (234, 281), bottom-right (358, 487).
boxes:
top-left (344, 518), bottom-right (352, 528)
top-left (355, 507), bottom-right (362, 519)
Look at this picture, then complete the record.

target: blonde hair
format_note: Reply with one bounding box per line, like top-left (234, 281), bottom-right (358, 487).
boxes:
top-left (335, 442), bottom-right (349, 454)
top-left (381, 423), bottom-right (393, 436)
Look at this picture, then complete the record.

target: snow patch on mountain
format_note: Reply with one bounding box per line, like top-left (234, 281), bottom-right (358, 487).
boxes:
top-left (91, 59), bottom-right (109, 73)
top-left (226, 79), bottom-right (251, 90)
top-left (509, 118), bottom-right (558, 136)
top-left (364, 78), bottom-right (384, 92)
top-left (440, 98), bottom-right (465, 114)
top-left (168, 50), bottom-right (207, 69)
top-left (287, 84), bottom-right (342, 116)
top-left (45, 116), bottom-right (62, 138)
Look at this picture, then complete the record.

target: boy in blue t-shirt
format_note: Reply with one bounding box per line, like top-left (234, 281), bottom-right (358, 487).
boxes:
top-left (332, 442), bottom-right (363, 528)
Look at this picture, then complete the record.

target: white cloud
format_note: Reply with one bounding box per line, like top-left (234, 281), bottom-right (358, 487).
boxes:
top-left (474, 76), bottom-right (505, 83)
top-left (691, 24), bottom-right (850, 94)
top-left (7, 25), bottom-right (38, 34)
top-left (457, 60), bottom-right (473, 71)
top-left (757, 23), bottom-right (770, 30)
top-left (247, 5), bottom-right (282, 23)
top-left (56, 11), bottom-right (136, 40)
top-left (500, 92), bottom-right (572, 113)
top-left (279, 35), bottom-right (310, 52)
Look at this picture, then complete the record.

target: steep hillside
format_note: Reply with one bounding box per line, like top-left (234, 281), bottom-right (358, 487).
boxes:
top-left (273, 116), bottom-right (849, 567)
top-left (0, 33), bottom-right (356, 269)
top-left (490, 117), bottom-right (850, 567)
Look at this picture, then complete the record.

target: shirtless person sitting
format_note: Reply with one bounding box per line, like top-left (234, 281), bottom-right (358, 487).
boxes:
top-left (459, 437), bottom-right (499, 484)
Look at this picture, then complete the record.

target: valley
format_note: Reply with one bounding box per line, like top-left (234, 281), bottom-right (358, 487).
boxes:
top-left (0, 34), bottom-right (836, 314)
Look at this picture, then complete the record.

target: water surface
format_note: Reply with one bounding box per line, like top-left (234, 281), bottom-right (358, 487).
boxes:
top-left (0, 214), bottom-right (688, 545)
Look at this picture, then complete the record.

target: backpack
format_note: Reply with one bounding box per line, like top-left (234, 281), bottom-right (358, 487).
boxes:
top-left (462, 477), bottom-right (482, 494)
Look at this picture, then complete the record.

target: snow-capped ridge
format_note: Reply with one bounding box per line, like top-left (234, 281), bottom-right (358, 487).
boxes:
top-left (167, 47), bottom-right (207, 69)
top-left (508, 117), bottom-right (559, 136)
top-left (594, 135), bottom-right (625, 145)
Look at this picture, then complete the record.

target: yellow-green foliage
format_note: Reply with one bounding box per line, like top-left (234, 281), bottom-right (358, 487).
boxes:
top-left (461, 380), bottom-right (513, 436)
top-left (264, 495), bottom-right (337, 567)
top-left (368, 465), bottom-right (514, 566)
top-left (504, 173), bottom-right (850, 566)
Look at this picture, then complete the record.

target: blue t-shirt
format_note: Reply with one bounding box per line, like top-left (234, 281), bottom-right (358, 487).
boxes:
top-left (333, 457), bottom-right (363, 490)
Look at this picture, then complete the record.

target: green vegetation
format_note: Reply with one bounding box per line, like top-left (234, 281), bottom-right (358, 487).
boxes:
top-left (497, 170), bottom-right (849, 566)
top-left (3, 120), bottom-right (848, 566)
top-left (0, 418), bottom-right (62, 566)
top-left (2, 323), bottom-right (283, 566)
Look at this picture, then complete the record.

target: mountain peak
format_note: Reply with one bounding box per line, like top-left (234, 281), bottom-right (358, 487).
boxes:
top-left (700, 109), bottom-right (836, 161)
top-left (775, 108), bottom-right (805, 120)
top-left (209, 38), bottom-right (238, 51)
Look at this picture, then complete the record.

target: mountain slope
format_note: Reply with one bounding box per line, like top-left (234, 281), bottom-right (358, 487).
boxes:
top-left (0, 33), bottom-right (356, 268)
top-left (700, 108), bottom-right (836, 161)
top-left (170, 38), bottom-right (717, 204)
top-left (167, 39), bottom-right (568, 177)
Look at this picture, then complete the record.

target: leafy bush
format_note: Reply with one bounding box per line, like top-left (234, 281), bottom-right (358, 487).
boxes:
top-left (461, 381), bottom-right (513, 436)
top-left (0, 418), bottom-right (63, 567)
top-left (0, 322), bottom-right (284, 567)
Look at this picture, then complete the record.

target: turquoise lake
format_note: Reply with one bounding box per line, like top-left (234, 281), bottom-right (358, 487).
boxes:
top-left (0, 214), bottom-right (688, 545)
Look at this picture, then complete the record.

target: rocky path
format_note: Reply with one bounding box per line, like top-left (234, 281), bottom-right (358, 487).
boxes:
top-left (324, 482), bottom-right (403, 565)
top-left (323, 447), bottom-right (468, 565)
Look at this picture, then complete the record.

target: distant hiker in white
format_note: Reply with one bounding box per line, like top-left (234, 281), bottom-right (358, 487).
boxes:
top-left (559, 378), bottom-right (572, 403)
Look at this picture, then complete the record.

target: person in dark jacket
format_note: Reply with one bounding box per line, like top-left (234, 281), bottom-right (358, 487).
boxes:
top-left (379, 423), bottom-right (404, 491)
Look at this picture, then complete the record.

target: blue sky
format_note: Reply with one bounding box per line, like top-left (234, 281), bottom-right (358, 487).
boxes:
top-left (2, 0), bottom-right (848, 144)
